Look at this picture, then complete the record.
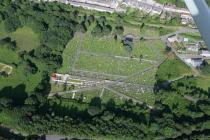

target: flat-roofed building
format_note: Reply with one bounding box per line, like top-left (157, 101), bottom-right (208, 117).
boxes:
top-left (200, 50), bottom-right (210, 57)
top-left (184, 58), bottom-right (203, 67)
top-left (186, 43), bottom-right (200, 52)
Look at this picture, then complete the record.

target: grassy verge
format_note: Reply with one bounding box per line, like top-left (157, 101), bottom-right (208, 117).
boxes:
top-left (156, 54), bottom-right (193, 82)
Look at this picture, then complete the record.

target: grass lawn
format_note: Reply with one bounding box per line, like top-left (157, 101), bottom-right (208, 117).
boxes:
top-left (58, 33), bottom-right (82, 73)
top-left (60, 33), bottom-right (165, 74)
top-left (193, 77), bottom-right (210, 90)
top-left (182, 76), bottom-right (210, 91)
top-left (0, 46), bottom-right (20, 64)
top-left (140, 26), bottom-right (160, 37)
top-left (72, 90), bottom-right (101, 103)
top-left (81, 34), bottom-right (128, 56)
top-left (0, 22), bottom-right (40, 52)
top-left (0, 23), bottom-right (43, 94)
top-left (0, 109), bottom-right (27, 134)
top-left (133, 40), bottom-right (166, 60)
top-left (156, 54), bottom-right (193, 82)
top-left (125, 67), bottom-right (157, 85)
top-left (124, 92), bottom-right (156, 106)
top-left (124, 25), bottom-right (140, 36)
top-left (180, 32), bottom-right (202, 42)
top-left (50, 97), bottom-right (89, 111)
top-left (75, 54), bottom-right (152, 76)
top-left (10, 26), bottom-right (40, 52)
top-left (0, 63), bottom-right (43, 94)
top-left (58, 28), bottom-right (166, 105)
top-left (62, 88), bottom-right (126, 105)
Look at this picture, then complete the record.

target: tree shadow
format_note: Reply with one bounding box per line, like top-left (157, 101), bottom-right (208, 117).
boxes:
top-left (0, 84), bottom-right (28, 106)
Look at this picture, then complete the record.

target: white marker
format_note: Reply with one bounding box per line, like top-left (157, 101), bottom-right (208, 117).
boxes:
top-left (185, 0), bottom-right (210, 50)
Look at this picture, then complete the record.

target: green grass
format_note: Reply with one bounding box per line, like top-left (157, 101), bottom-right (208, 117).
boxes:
top-left (124, 25), bottom-right (174, 38)
top-left (192, 77), bottom-right (210, 90)
top-left (125, 67), bottom-right (157, 85)
top-left (124, 92), bottom-right (156, 106)
top-left (10, 26), bottom-right (40, 52)
top-left (58, 33), bottom-right (81, 73)
top-left (49, 97), bottom-right (89, 111)
top-left (140, 26), bottom-right (160, 37)
top-left (181, 74), bottom-right (210, 91)
top-left (0, 23), bottom-right (40, 52)
top-left (0, 109), bottom-right (27, 134)
top-left (124, 25), bottom-right (140, 36)
top-left (0, 23), bottom-right (43, 94)
top-left (133, 40), bottom-right (166, 60)
top-left (59, 32), bottom-right (165, 75)
top-left (62, 88), bottom-right (127, 105)
top-left (180, 33), bottom-right (202, 42)
top-left (81, 34), bottom-right (128, 56)
top-left (0, 64), bottom-right (43, 94)
top-left (0, 46), bottom-right (20, 64)
top-left (156, 55), bottom-right (193, 82)
top-left (72, 90), bottom-right (101, 103)
top-left (58, 28), bottom-right (166, 105)
top-left (0, 22), bottom-right (6, 37)
top-left (75, 54), bottom-right (152, 76)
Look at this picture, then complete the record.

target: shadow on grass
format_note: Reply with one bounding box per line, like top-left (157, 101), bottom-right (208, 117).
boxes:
top-left (0, 84), bottom-right (28, 106)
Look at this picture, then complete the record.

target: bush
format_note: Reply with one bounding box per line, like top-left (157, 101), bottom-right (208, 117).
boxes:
top-left (4, 16), bottom-right (22, 32)
top-left (115, 26), bottom-right (124, 35)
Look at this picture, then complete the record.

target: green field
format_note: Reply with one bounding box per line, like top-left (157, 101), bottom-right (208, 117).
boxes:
top-left (57, 32), bottom-right (166, 105)
top-left (156, 54), bottom-right (193, 82)
top-left (0, 59), bottom-right (43, 94)
top-left (191, 77), bottom-right (210, 90)
top-left (75, 54), bottom-right (152, 76)
top-left (10, 26), bottom-right (40, 51)
top-left (60, 33), bottom-right (165, 74)
top-left (0, 23), bottom-right (40, 52)
top-left (0, 109), bottom-right (26, 134)
top-left (0, 26), bottom-right (43, 94)
top-left (0, 46), bottom-right (20, 64)
top-left (123, 24), bottom-right (175, 38)
top-left (180, 32), bottom-right (202, 42)
top-left (124, 92), bottom-right (156, 106)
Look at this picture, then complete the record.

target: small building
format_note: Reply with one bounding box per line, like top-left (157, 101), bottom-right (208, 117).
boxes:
top-left (51, 73), bottom-right (69, 82)
top-left (160, 12), bottom-right (167, 20)
top-left (180, 13), bottom-right (193, 25)
top-left (151, 6), bottom-right (163, 15)
top-left (167, 35), bottom-right (177, 43)
top-left (167, 35), bottom-right (183, 43)
top-left (186, 43), bottom-right (200, 52)
top-left (184, 58), bottom-right (203, 68)
top-left (200, 50), bottom-right (210, 57)
top-left (183, 38), bottom-right (189, 42)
